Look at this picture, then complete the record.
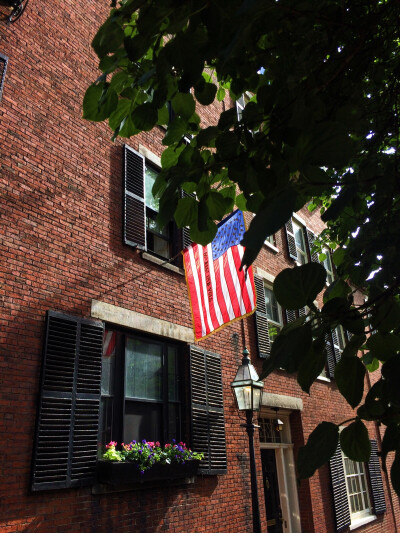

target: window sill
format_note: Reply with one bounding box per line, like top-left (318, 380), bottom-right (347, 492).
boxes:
top-left (350, 514), bottom-right (377, 530)
top-left (141, 252), bottom-right (184, 275)
top-left (264, 241), bottom-right (279, 254)
top-left (316, 375), bottom-right (331, 383)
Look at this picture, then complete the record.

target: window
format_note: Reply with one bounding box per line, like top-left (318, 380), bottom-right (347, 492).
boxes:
top-left (330, 440), bottom-right (386, 531)
top-left (285, 218), bottom-right (310, 264)
top-left (264, 286), bottom-right (283, 342)
top-left (100, 329), bottom-right (182, 446)
top-left (236, 93), bottom-right (250, 121)
top-left (0, 53), bottom-right (8, 102)
top-left (144, 163), bottom-right (173, 259)
top-left (323, 249), bottom-right (334, 284)
top-left (31, 312), bottom-right (227, 490)
top-left (343, 455), bottom-right (372, 521)
top-left (293, 220), bottom-right (308, 265)
top-left (124, 145), bottom-right (189, 263)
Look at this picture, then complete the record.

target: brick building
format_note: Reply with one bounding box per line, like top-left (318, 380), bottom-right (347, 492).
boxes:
top-left (0, 1), bottom-right (399, 532)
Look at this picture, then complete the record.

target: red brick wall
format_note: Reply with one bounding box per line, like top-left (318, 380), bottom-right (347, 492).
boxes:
top-left (0, 1), bottom-right (399, 532)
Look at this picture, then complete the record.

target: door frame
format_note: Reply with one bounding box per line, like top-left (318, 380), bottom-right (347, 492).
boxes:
top-left (259, 409), bottom-right (301, 533)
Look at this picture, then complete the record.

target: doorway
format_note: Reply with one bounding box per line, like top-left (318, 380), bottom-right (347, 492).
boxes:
top-left (259, 413), bottom-right (301, 533)
top-left (262, 449), bottom-right (283, 533)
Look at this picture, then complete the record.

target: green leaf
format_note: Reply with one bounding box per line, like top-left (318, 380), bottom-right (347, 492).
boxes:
top-left (297, 422), bottom-right (339, 479)
top-left (335, 356), bottom-right (366, 408)
top-left (215, 132), bottom-right (240, 160)
top-left (205, 191), bottom-right (232, 220)
top-left (161, 144), bottom-right (185, 169)
top-left (174, 196), bottom-right (198, 227)
top-left (92, 18), bottom-right (124, 58)
top-left (109, 99), bottom-right (132, 131)
top-left (297, 337), bottom-right (328, 394)
top-left (366, 333), bottom-right (400, 361)
top-left (119, 114), bottom-right (139, 138)
top-left (371, 298), bottom-right (400, 332)
top-left (132, 103), bottom-right (158, 131)
top-left (216, 87), bottom-right (226, 102)
top-left (162, 118), bottom-right (188, 145)
top-left (323, 279), bottom-right (351, 304)
top-left (332, 248), bottom-right (346, 267)
top-left (194, 82), bottom-right (217, 106)
top-left (235, 193), bottom-right (247, 211)
top-left (171, 93), bottom-right (196, 120)
top-left (342, 334), bottom-right (366, 358)
top-left (340, 420), bottom-right (371, 462)
top-left (189, 218), bottom-right (217, 245)
top-left (261, 321), bottom-right (312, 378)
top-left (196, 126), bottom-right (219, 147)
top-left (273, 263), bottom-right (326, 309)
top-left (83, 83), bottom-right (118, 122)
top-left (382, 424), bottom-right (400, 472)
top-left (391, 451), bottom-right (400, 496)
top-left (218, 107), bottom-right (237, 130)
top-left (241, 187), bottom-right (298, 268)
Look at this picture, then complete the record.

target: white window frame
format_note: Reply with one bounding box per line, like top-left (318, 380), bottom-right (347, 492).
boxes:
top-left (264, 284), bottom-right (283, 342)
top-left (323, 249), bottom-right (334, 284)
top-left (292, 220), bottom-right (308, 265)
top-left (236, 93), bottom-right (251, 121)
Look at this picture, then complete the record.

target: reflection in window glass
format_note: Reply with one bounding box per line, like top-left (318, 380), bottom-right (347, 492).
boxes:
top-left (125, 338), bottom-right (162, 400)
top-left (323, 250), bottom-right (334, 284)
top-left (264, 286), bottom-right (282, 342)
top-left (145, 164), bottom-right (159, 211)
top-left (343, 456), bottom-right (371, 517)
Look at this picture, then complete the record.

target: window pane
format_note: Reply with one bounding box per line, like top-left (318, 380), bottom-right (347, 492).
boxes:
top-left (168, 402), bottom-right (180, 443)
top-left (264, 287), bottom-right (280, 323)
top-left (100, 397), bottom-right (114, 446)
top-left (125, 338), bottom-right (162, 400)
top-left (101, 330), bottom-right (118, 395)
top-left (145, 165), bottom-right (159, 211)
top-left (124, 400), bottom-right (162, 443)
top-left (168, 346), bottom-right (180, 401)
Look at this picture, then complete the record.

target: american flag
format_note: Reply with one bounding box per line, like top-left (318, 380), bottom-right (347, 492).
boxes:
top-left (182, 210), bottom-right (256, 341)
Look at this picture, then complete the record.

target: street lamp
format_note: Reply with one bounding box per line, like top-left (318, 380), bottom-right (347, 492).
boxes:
top-left (231, 348), bottom-right (264, 533)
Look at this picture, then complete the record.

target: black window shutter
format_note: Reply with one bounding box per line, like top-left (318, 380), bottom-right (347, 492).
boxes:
top-left (331, 328), bottom-right (342, 363)
top-left (0, 53), bottom-right (8, 102)
top-left (124, 145), bottom-right (146, 249)
top-left (31, 311), bottom-right (103, 491)
top-left (306, 229), bottom-right (319, 263)
top-left (253, 275), bottom-right (271, 359)
top-left (329, 444), bottom-right (351, 532)
top-left (285, 309), bottom-right (297, 323)
top-left (179, 190), bottom-right (194, 251)
top-left (190, 346), bottom-right (227, 475)
top-left (285, 219), bottom-right (298, 260)
top-left (325, 332), bottom-right (336, 378)
top-left (368, 440), bottom-right (386, 515)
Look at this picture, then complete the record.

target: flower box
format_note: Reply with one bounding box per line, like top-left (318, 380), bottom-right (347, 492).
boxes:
top-left (97, 460), bottom-right (200, 486)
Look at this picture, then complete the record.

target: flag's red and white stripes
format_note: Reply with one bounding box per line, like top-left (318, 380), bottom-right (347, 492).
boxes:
top-left (183, 243), bottom-right (256, 340)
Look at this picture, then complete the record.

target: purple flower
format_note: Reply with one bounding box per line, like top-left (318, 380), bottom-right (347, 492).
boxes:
top-left (140, 470), bottom-right (145, 475)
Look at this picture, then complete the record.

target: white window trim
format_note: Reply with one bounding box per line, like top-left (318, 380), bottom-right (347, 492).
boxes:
top-left (338, 429), bottom-right (375, 528)
top-left (264, 283), bottom-right (283, 341)
top-left (264, 238), bottom-right (279, 253)
top-left (292, 220), bottom-right (308, 266)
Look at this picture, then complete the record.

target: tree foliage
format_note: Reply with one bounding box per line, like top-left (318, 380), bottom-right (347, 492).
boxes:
top-left (85, 0), bottom-right (400, 493)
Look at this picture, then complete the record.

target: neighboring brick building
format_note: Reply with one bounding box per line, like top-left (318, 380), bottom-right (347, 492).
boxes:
top-left (0, 2), bottom-right (399, 532)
